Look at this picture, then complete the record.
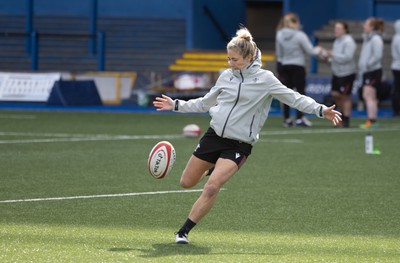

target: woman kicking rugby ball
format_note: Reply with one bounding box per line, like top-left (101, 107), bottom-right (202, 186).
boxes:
top-left (153, 26), bottom-right (342, 244)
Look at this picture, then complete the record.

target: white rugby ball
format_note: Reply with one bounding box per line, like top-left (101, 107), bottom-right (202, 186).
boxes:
top-left (182, 124), bottom-right (202, 138)
top-left (148, 141), bottom-right (176, 179)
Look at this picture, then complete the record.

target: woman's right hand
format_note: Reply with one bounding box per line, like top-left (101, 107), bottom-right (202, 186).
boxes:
top-left (153, 94), bottom-right (174, 111)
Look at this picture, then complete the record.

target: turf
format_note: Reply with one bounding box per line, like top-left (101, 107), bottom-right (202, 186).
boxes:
top-left (0, 110), bottom-right (399, 262)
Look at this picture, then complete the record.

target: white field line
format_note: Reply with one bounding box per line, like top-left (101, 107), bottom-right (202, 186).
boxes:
top-left (0, 132), bottom-right (92, 137)
top-left (0, 114), bottom-right (36, 119)
top-left (0, 137), bottom-right (304, 144)
top-left (0, 132), bottom-right (181, 138)
top-left (0, 126), bottom-right (399, 145)
top-left (258, 138), bottom-right (303, 143)
top-left (259, 126), bottom-right (400, 136)
top-left (0, 189), bottom-right (206, 203)
top-left (0, 133), bottom-right (182, 144)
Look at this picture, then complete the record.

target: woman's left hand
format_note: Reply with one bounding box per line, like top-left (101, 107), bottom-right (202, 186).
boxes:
top-left (323, 105), bottom-right (342, 126)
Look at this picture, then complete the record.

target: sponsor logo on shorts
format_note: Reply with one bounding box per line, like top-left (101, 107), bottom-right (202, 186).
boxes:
top-left (194, 144), bottom-right (200, 152)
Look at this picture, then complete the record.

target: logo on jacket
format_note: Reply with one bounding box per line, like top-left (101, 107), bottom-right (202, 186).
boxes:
top-left (235, 153), bottom-right (241, 159)
top-left (253, 77), bottom-right (259, 83)
top-left (229, 76), bottom-right (234, 81)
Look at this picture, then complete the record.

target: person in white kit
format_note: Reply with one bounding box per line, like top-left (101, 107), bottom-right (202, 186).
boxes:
top-left (324, 21), bottom-right (357, 127)
top-left (275, 12), bottom-right (323, 127)
top-left (358, 17), bottom-right (384, 129)
top-left (391, 19), bottom-right (400, 117)
top-left (153, 27), bottom-right (342, 244)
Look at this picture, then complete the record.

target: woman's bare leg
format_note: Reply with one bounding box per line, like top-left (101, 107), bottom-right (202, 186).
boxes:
top-left (179, 155), bottom-right (214, 189)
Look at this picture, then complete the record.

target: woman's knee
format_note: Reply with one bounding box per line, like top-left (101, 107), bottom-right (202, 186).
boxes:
top-left (180, 175), bottom-right (195, 189)
top-left (331, 91), bottom-right (341, 100)
top-left (179, 169), bottom-right (200, 188)
top-left (363, 86), bottom-right (375, 99)
top-left (202, 182), bottom-right (220, 198)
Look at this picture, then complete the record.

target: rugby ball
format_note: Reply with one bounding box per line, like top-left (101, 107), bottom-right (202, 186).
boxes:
top-left (182, 124), bottom-right (202, 138)
top-left (148, 141), bottom-right (176, 179)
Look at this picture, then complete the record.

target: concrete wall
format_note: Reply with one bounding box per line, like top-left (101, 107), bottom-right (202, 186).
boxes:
top-left (288, 0), bottom-right (336, 35)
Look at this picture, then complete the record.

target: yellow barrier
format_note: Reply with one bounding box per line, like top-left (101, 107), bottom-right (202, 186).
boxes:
top-left (169, 51), bottom-right (275, 72)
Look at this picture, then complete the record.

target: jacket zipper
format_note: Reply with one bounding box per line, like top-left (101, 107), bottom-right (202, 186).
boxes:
top-left (221, 71), bottom-right (243, 137)
top-left (249, 114), bottom-right (255, 137)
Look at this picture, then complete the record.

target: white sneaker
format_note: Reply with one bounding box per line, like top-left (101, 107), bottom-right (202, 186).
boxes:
top-left (283, 118), bottom-right (293, 128)
top-left (295, 117), bottom-right (312, 127)
top-left (175, 232), bottom-right (189, 244)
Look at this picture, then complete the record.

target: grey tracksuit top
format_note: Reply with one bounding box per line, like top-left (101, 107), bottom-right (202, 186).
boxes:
top-left (391, 20), bottom-right (400, 71)
top-left (358, 31), bottom-right (384, 74)
top-left (275, 28), bottom-right (319, 66)
top-left (329, 34), bottom-right (357, 77)
top-left (173, 51), bottom-right (326, 145)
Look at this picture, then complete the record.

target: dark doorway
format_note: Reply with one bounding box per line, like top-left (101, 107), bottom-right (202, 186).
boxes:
top-left (245, 0), bottom-right (283, 50)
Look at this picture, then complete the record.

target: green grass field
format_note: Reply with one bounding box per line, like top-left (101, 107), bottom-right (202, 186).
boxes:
top-left (0, 110), bottom-right (399, 262)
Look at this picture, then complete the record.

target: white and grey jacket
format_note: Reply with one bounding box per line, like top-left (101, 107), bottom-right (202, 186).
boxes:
top-left (329, 34), bottom-right (357, 77)
top-left (173, 51), bottom-right (327, 145)
top-left (391, 20), bottom-right (400, 71)
top-left (358, 31), bottom-right (384, 73)
top-left (275, 28), bottom-right (320, 66)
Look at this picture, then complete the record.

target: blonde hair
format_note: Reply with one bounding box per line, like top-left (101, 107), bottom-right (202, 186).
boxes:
top-left (227, 27), bottom-right (257, 59)
top-left (282, 13), bottom-right (300, 29)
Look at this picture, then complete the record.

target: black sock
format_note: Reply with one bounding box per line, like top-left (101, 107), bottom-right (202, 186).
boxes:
top-left (343, 116), bottom-right (350, 127)
top-left (178, 218), bottom-right (196, 234)
top-left (369, 119), bottom-right (376, 123)
top-left (206, 167), bottom-right (214, 176)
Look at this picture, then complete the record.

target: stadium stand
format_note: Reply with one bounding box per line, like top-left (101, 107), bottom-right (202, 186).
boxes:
top-left (0, 14), bottom-right (396, 105)
top-left (0, 15), bottom-right (185, 72)
top-left (98, 17), bottom-right (185, 72)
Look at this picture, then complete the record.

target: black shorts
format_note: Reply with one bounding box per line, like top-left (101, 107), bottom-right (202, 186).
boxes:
top-left (193, 128), bottom-right (252, 168)
top-left (362, 69), bottom-right (382, 89)
top-left (331, 74), bottom-right (355, 95)
top-left (393, 70), bottom-right (400, 90)
top-left (280, 65), bottom-right (306, 94)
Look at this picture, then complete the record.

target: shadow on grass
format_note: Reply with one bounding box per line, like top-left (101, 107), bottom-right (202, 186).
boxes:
top-left (108, 243), bottom-right (211, 258)
top-left (107, 244), bottom-right (281, 258)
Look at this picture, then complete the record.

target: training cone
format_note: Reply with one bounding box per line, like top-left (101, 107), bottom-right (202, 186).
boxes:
top-left (373, 145), bottom-right (381, 155)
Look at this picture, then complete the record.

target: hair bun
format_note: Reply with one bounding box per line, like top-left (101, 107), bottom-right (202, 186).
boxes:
top-left (227, 26), bottom-right (257, 59)
top-left (236, 28), bottom-right (253, 42)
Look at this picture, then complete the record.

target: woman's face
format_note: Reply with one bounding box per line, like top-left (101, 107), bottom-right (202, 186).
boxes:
top-left (334, 23), bottom-right (346, 37)
top-left (363, 19), bottom-right (373, 33)
top-left (227, 48), bottom-right (252, 70)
